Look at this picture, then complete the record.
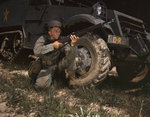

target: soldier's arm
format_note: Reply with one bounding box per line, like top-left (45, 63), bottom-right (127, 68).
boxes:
top-left (33, 36), bottom-right (55, 55)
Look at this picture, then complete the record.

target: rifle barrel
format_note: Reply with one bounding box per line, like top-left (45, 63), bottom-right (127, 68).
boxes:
top-left (58, 19), bottom-right (114, 44)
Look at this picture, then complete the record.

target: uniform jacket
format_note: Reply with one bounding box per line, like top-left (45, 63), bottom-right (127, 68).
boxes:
top-left (33, 35), bottom-right (69, 65)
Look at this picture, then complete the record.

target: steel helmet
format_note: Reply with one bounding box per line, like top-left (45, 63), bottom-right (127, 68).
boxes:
top-left (48, 20), bottom-right (62, 28)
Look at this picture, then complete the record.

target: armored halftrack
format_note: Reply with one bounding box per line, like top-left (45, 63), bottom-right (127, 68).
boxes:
top-left (0, 0), bottom-right (150, 87)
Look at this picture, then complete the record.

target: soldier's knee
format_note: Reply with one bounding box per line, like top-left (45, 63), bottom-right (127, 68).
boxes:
top-left (35, 70), bottom-right (52, 88)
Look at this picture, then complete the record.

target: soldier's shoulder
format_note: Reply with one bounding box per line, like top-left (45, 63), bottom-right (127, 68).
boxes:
top-left (37, 35), bottom-right (48, 41)
top-left (39, 34), bottom-right (48, 39)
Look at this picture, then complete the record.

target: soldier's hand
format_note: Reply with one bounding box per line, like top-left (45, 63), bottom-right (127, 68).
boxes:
top-left (70, 35), bottom-right (79, 46)
top-left (52, 41), bottom-right (63, 49)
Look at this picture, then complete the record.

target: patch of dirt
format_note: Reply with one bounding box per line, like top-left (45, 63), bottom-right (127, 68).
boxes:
top-left (54, 89), bottom-right (82, 107)
top-left (102, 105), bottom-right (130, 117)
top-left (0, 63), bottom-right (26, 117)
top-left (0, 94), bottom-right (26, 117)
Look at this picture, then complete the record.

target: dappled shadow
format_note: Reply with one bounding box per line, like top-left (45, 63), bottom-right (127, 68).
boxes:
top-left (97, 75), bottom-right (150, 117)
top-left (101, 75), bottom-right (150, 96)
top-left (0, 61), bottom-right (150, 116)
top-left (0, 73), bottom-right (72, 116)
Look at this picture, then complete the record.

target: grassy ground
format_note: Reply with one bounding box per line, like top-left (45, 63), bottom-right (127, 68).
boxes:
top-left (0, 61), bottom-right (150, 117)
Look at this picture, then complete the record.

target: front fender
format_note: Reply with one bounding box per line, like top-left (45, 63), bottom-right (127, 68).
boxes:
top-left (65, 14), bottom-right (114, 34)
top-left (65, 14), bottom-right (104, 26)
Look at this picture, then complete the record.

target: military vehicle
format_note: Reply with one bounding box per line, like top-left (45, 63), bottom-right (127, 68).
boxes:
top-left (0, 0), bottom-right (150, 87)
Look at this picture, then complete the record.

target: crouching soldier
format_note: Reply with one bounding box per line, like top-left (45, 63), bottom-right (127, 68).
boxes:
top-left (29, 20), bottom-right (79, 89)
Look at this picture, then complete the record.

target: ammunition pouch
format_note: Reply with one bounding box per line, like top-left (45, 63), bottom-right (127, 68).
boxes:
top-left (28, 59), bottom-right (42, 84)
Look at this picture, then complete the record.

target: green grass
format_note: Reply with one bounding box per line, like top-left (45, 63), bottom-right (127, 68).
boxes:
top-left (0, 63), bottom-right (150, 117)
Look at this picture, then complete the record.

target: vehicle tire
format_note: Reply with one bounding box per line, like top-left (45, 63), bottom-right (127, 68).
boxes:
top-left (69, 33), bottom-right (111, 87)
top-left (116, 63), bottom-right (150, 83)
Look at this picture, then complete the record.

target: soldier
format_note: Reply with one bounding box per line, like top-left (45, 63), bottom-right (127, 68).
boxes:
top-left (32, 20), bottom-right (79, 88)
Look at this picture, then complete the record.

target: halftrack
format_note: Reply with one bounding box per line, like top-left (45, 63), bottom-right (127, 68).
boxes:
top-left (0, 0), bottom-right (150, 87)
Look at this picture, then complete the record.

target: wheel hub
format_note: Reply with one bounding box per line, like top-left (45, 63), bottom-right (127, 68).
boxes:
top-left (75, 47), bottom-right (92, 70)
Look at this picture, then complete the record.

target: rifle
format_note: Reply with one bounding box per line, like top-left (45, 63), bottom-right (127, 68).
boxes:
top-left (58, 19), bottom-right (114, 44)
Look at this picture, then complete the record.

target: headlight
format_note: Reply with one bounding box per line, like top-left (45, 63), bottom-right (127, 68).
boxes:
top-left (97, 6), bottom-right (102, 15)
top-left (92, 2), bottom-right (107, 20)
top-left (93, 2), bottom-right (103, 16)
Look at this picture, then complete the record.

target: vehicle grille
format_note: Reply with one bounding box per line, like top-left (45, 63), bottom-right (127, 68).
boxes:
top-left (118, 15), bottom-right (146, 38)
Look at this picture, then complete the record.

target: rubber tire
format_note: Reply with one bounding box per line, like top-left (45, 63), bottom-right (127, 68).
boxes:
top-left (69, 33), bottom-right (111, 87)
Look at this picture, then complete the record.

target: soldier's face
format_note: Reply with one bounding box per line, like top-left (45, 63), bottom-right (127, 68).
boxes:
top-left (48, 27), bottom-right (61, 40)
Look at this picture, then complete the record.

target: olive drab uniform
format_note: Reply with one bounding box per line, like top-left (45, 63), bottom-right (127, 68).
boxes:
top-left (33, 35), bottom-right (77, 88)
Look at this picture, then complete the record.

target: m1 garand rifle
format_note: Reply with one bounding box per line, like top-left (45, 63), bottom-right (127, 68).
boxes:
top-left (58, 19), bottom-right (114, 44)
top-left (29, 19), bottom-right (114, 58)
top-left (28, 19), bottom-right (114, 83)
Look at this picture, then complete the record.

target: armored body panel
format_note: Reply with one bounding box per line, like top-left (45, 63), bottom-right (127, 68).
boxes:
top-left (0, 0), bottom-right (26, 28)
top-left (0, 0), bottom-right (92, 49)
